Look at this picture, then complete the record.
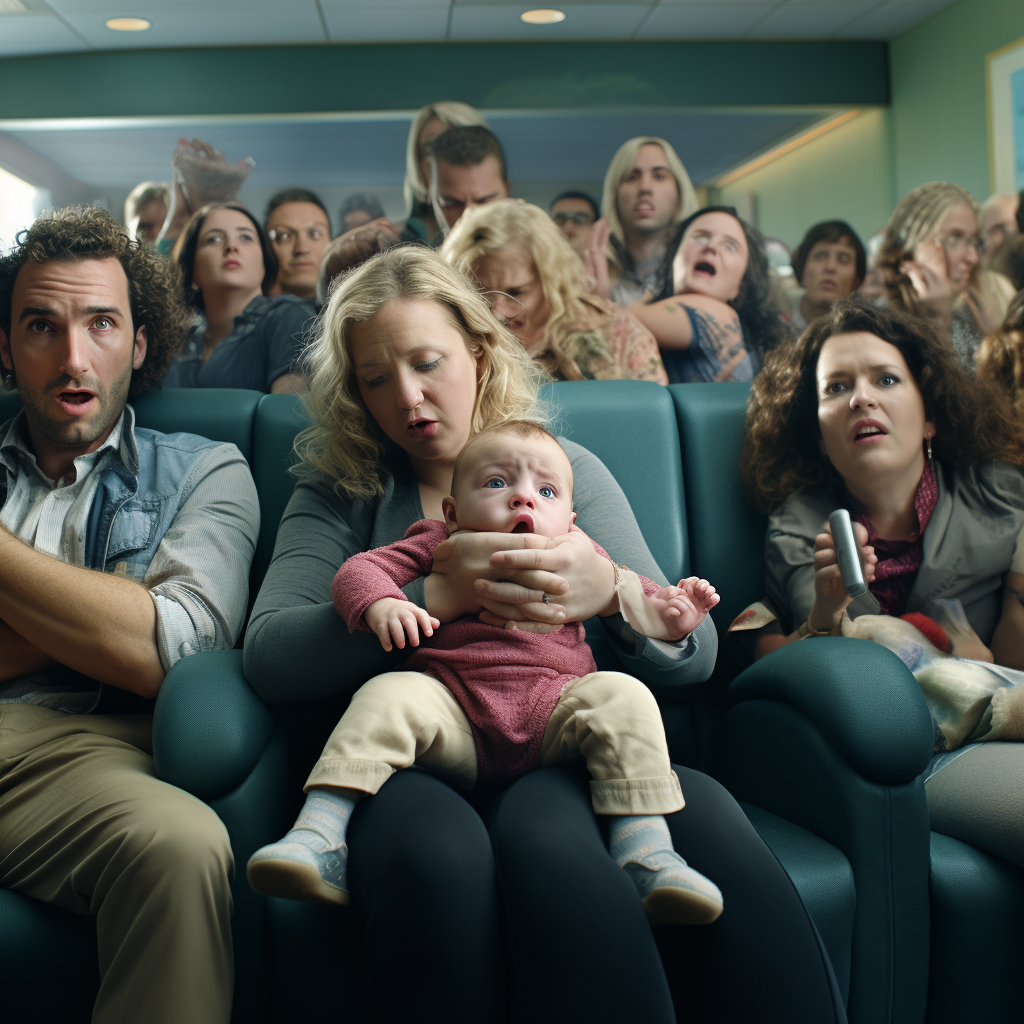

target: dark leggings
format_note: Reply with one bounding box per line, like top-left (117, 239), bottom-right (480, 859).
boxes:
top-left (346, 763), bottom-right (846, 1024)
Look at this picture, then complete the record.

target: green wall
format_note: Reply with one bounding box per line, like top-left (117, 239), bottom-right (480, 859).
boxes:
top-left (890, 0), bottom-right (1024, 202)
top-left (716, 107), bottom-right (896, 249)
top-left (0, 41), bottom-right (887, 119)
top-left (714, 0), bottom-right (1024, 248)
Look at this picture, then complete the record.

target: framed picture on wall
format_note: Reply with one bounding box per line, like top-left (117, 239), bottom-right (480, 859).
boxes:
top-left (987, 34), bottom-right (1024, 193)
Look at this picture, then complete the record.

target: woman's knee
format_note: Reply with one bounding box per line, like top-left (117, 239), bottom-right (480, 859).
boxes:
top-left (349, 771), bottom-right (495, 889)
top-left (926, 742), bottom-right (1024, 870)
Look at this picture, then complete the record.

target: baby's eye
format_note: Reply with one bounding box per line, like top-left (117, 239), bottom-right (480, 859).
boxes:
top-left (485, 478), bottom-right (506, 489)
top-left (538, 486), bottom-right (555, 498)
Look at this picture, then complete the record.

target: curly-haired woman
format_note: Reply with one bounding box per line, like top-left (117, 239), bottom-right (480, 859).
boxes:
top-left (742, 296), bottom-right (1024, 872)
top-left (978, 291), bottom-right (1024, 420)
top-left (440, 198), bottom-right (667, 383)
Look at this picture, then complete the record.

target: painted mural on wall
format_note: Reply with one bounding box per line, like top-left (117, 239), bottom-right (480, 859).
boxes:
top-left (988, 35), bottom-right (1024, 193)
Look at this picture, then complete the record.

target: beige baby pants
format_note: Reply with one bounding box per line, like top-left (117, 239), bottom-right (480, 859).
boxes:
top-left (0, 703), bottom-right (234, 1024)
top-left (305, 669), bottom-right (684, 815)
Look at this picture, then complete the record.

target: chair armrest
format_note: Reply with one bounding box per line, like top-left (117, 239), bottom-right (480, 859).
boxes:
top-left (153, 650), bottom-right (277, 800)
top-left (728, 637), bottom-right (934, 786)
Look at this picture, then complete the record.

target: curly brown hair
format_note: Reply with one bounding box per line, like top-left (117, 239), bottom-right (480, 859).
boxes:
top-left (0, 205), bottom-right (189, 396)
top-left (977, 291), bottom-right (1024, 421)
top-left (742, 297), bottom-right (1024, 512)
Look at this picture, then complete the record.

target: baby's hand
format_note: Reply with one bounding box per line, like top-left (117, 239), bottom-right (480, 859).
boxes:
top-left (649, 577), bottom-right (720, 641)
top-left (365, 598), bottom-right (440, 652)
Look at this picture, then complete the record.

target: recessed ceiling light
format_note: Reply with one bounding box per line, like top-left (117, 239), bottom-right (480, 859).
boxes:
top-left (520, 9), bottom-right (565, 24)
top-left (105, 17), bottom-right (151, 31)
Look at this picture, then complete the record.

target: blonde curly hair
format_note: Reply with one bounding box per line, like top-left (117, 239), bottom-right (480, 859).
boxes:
top-left (441, 198), bottom-right (611, 381)
top-left (295, 245), bottom-right (547, 498)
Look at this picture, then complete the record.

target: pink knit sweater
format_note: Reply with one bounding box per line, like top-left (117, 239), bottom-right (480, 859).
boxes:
top-left (332, 520), bottom-right (659, 784)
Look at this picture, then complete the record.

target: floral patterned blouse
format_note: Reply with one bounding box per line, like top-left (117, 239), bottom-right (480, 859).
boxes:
top-left (537, 296), bottom-right (669, 385)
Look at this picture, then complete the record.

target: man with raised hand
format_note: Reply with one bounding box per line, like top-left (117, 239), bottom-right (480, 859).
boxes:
top-left (0, 206), bottom-right (259, 1024)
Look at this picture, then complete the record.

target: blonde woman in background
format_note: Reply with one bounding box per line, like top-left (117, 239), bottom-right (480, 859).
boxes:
top-left (877, 181), bottom-right (1015, 367)
top-left (442, 198), bottom-right (668, 383)
top-left (594, 136), bottom-right (701, 305)
top-left (403, 101), bottom-right (490, 243)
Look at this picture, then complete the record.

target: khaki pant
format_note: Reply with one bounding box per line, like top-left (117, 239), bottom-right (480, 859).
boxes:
top-left (0, 703), bottom-right (234, 1024)
top-left (306, 670), bottom-right (685, 815)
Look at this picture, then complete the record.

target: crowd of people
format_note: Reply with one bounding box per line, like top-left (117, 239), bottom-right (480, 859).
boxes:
top-left (3, 97), bottom-right (1024, 1024)
top-left (115, 112), bottom-right (1024, 403)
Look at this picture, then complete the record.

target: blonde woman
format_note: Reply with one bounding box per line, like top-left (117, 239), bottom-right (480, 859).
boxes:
top-left (243, 245), bottom-right (845, 1024)
top-left (596, 136), bottom-right (700, 305)
top-left (403, 100), bottom-right (489, 242)
top-left (877, 181), bottom-right (1015, 366)
top-left (442, 198), bottom-right (667, 383)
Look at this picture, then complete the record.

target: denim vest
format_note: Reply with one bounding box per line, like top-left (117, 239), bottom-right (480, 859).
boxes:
top-left (1, 405), bottom-right (229, 583)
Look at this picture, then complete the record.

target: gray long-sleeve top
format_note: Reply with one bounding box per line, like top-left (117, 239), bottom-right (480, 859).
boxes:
top-left (244, 437), bottom-right (717, 704)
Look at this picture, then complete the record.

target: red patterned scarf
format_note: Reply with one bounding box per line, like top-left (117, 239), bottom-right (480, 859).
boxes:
top-left (851, 463), bottom-right (939, 616)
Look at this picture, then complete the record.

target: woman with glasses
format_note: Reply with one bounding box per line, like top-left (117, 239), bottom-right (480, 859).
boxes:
top-left (876, 182), bottom-right (1015, 367)
top-left (164, 201), bottom-right (314, 393)
top-left (441, 199), bottom-right (668, 383)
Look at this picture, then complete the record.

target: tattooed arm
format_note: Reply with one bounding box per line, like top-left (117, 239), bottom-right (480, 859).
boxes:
top-left (991, 569), bottom-right (1024, 670)
top-left (626, 292), bottom-right (741, 351)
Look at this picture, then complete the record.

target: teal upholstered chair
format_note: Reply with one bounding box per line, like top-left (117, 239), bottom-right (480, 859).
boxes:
top-left (669, 383), bottom-right (1024, 1024)
top-left (0, 387), bottom-right (278, 1024)
top-left (546, 380), bottom-right (703, 766)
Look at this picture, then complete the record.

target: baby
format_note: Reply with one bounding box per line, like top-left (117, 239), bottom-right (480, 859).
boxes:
top-left (248, 421), bottom-right (722, 925)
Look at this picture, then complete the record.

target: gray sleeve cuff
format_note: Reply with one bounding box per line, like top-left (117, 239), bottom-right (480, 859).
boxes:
top-left (600, 612), bottom-right (718, 684)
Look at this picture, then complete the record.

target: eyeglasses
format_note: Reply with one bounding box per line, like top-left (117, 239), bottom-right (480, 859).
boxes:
top-left (267, 227), bottom-right (328, 244)
top-left (552, 211), bottom-right (595, 227)
top-left (935, 233), bottom-right (982, 257)
top-left (482, 290), bottom-right (528, 329)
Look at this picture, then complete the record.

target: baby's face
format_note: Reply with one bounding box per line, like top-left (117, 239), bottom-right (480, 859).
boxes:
top-left (447, 433), bottom-right (575, 537)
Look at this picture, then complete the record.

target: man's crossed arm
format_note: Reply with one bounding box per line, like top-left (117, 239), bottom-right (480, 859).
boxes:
top-left (0, 523), bottom-right (165, 697)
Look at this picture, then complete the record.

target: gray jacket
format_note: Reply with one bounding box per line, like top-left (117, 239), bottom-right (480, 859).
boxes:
top-left (765, 461), bottom-right (1024, 644)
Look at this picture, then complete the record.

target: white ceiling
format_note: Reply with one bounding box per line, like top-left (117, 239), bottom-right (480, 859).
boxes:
top-left (0, 0), bottom-right (959, 54)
